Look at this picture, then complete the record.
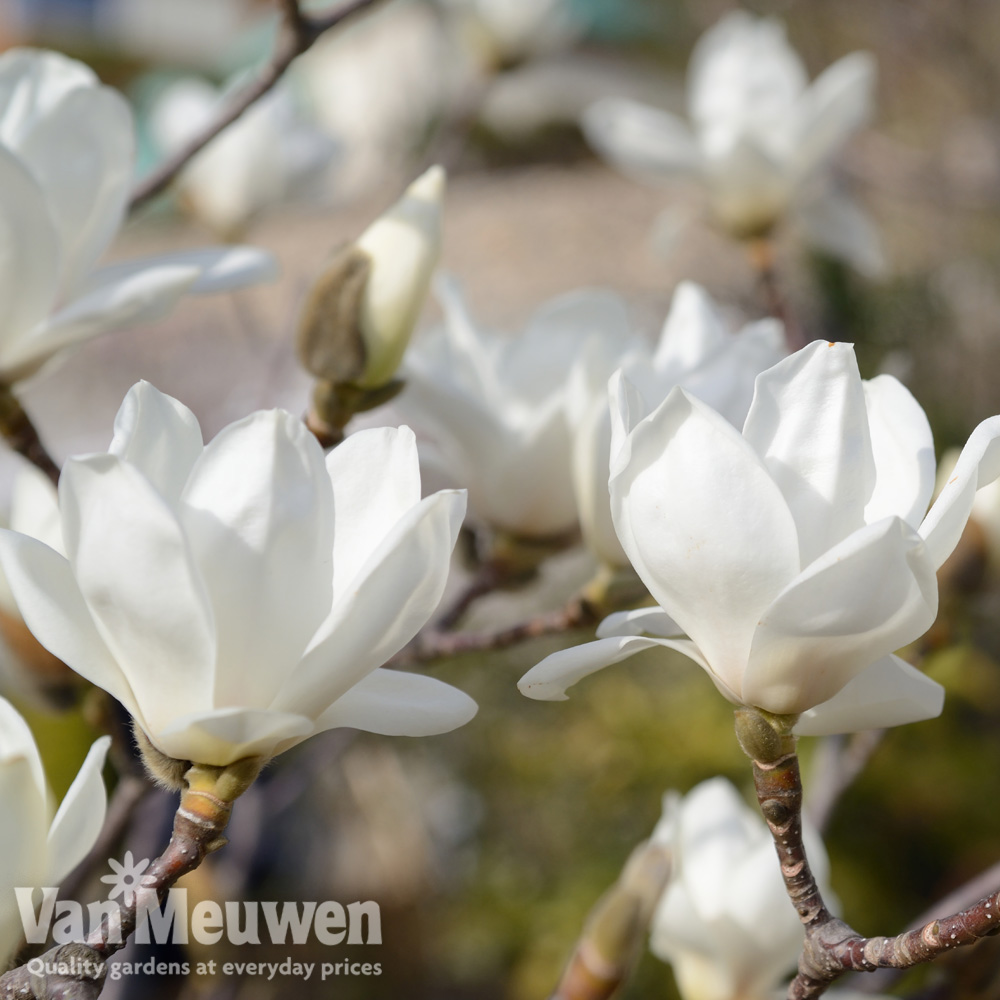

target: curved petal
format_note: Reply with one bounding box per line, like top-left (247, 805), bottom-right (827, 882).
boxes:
top-left (517, 635), bottom-right (710, 702)
top-left (796, 189), bottom-right (885, 278)
top-left (0, 530), bottom-right (138, 714)
top-left (325, 425), bottom-right (421, 599)
top-left (16, 85), bottom-right (133, 296)
top-left (582, 98), bottom-right (701, 178)
top-left (0, 147), bottom-right (59, 366)
top-left (920, 415), bottom-right (1000, 569)
top-left (9, 464), bottom-right (62, 550)
top-left (315, 667), bottom-right (477, 736)
top-left (704, 137), bottom-right (791, 236)
top-left (793, 654), bottom-right (944, 736)
top-left (610, 383), bottom-right (799, 699)
top-left (273, 490), bottom-right (466, 717)
top-left (596, 606), bottom-right (682, 639)
top-left (863, 374), bottom-right (935, 528)
top-left (88, 245), bottom-right (279, 296)
top-left (59, 455), bottom-right (216, 728)
top-left (652, 281), bottom-right (729, 377)
top-left (743, 340), bottom-right (875, 564)
top-left (46, 735), bottom-right (110, 885)
top-left (109, 382), bottom-right (204, 504)
top-left (794, 52), bottom-right (876, 179)
top-left (155, 707), bottom-right (314, 767)
top-left (746, 517), bottom-right (937, 715)
top-left (0, 695), bottom-right (46, 800)
top-left (11, 262), bottom-right (203, 382)
top-left (180, 411), bottom-right (333, 708)
top-left (0, 754), bottom-right (48, 902)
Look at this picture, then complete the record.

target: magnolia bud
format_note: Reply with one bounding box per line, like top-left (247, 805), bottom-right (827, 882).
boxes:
top-left (354, 164), bottom-right (445, 388)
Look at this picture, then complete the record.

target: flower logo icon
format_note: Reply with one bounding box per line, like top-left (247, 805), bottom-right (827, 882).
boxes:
top-left (101, 852), bottom-right (154, 907)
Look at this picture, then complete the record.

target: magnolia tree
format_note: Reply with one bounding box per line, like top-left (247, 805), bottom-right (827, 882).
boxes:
top-left (0, 4), bottom-right (997, 1000)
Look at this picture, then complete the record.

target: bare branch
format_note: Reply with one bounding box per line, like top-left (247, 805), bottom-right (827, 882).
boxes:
top-left (129, 0), bottom-right (384, 211)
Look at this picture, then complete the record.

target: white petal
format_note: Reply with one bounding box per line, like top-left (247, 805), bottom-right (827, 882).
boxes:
top-left (155, 707), bottom-right (314, 766)
top-left (0, 695), bottom-right (46, 798)
top-left (794, 52), bottom-right (876, 179)
top-left (705, 137), bottom-right (791, 236)
top-left (315, 668), bottom-right (477, 736)
top-left (273, 490), bottom-right (466, 717)
top-left (46, 735), bottom-right (110, 885)
top-left (920, 415), bottom-right (1000, 568)
top-left (9, 464), bottom-right (62, 550)
top-left (325, 426), bottom-right (421, 599)
top-left (517, 635), bottom-right (709, 702)
top-left (0, 753), bottom-right (48, 902)
top-left (180, 411), bottom-right (333, 708)
top-left (109, 382), bottom-right (203, 504)
top-left (746, 517), bottom-right (937, 715)
top-left (797, 189), bottom-right (885, 278)
top-left (15, 85), bottom-right (133, 296)
top-left (652, 281), bottom-right (729, 377)
top-left (13, 261), bottom-right (203, 381)
top-left (610, 385), bottom-right (799, 699)
top-left (88, 245), bottom-right (279, 296)
top-left (582, 98), bottom-right (701, 178)
top-left (743, 340), bottom-right (875, 565)
top-left (0, 147), bottom-right (59, 368)
top-left (863, 375), bottom-right (935, 528)
top-left (596, 607), bottom-right (682, 638)
top-left (0, 530), bottom-right (138, 715)
top-left (794, 654), bottom-right (944, 736)
top-left (60, 455), bottom-right (216, 730)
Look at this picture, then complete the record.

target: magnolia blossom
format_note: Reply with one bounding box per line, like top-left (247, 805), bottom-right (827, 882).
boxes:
top-left (583, 12), bottom-right (882, 274)
top-left (0, 48), bottom-right (276, 383)
top-left (400, 276), bottom-right (631, 539)
top-left (0, 697), bottom-right (108, 963)
top-left (522, 340), bottom-right (1000, 734)
top-left (0, 383), bottom-right (477, 767)
top-left (650, 778), bottom-right (830, 1000)
top-left (148, 76), bottom-right (336, 238)
top-left (569, 282), bottom-right (784, 567)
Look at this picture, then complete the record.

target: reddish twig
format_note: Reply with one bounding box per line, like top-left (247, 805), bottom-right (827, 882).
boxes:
top-left (0, 387), bottom-right (60, 486)
top-left (129, 0), bottom-right (384, 211)
top-left (748, 238), bottom-right (804, 352)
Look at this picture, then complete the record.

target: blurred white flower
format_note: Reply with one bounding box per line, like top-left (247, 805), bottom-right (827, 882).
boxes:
top-left (0, 48), bottom-right (277, 383)
top-left (0, 697), bottom-right (108, 964)
top-left (0, 382), bottom-right (477, 767)
top-left (354, 165), bottom-right (446, 389)
top-left (583, 12), bottom-right (883, 275)
top-left (522, 340), bottom-right (1000, 734)
top-left (569, 282), bottom-right (784, 568)
top-left (148, 75), bottom-right (337, 237)
top-left (400, 276), bottom-right (631, 539)
top-left (650, 777), bottom-right (830, 1000)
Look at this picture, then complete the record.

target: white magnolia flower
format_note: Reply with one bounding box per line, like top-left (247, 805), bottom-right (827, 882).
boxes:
top-left (569, 282), bottom-right (784, 568)
top-left (0, 48), bottom-right (277, 383)
top-left (148, 76), bottom-right (336, 237)
top-left (0, 382), bottom-right (477, 767)
top-left (583, 12), bottom-right (882, 274)
top-left (522, 340), bottom-right (1000, 734)
top-left (650, 778), bottom-right (830, 1000)
top-left (0, 697), bottom-right (108, 963)
top-left (400, 276), bottom-right (631, 539)
top-left (354, 165), bottom-right (446, 389)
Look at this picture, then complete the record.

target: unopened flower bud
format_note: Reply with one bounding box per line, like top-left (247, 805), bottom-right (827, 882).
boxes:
top-left (297, 166), bottom-right (445, 396)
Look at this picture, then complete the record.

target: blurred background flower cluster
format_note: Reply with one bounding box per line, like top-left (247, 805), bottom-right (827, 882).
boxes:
top-left (4, 1), bottom-right (1000, 998)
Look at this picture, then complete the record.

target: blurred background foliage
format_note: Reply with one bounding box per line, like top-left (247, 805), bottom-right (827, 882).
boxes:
top-left (2, 0), bottom-right (1000, 998)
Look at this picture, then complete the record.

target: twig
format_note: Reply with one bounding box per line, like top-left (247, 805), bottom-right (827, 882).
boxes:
top-left (129, 0), bottom-right (384, 211)
top-left (0, 759), bottom-right (262, 999)
top-left (748, 238), bottom-right (804, 352)
top-left (0, 387), bottom-right (60, 486)
top-left (738, 710), bottom-right (1000, 999)
top-left (396, 594), bottom-right (598, 665)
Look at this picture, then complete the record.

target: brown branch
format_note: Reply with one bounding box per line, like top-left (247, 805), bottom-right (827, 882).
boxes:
top-left (129, 0), bottom-right (384, 211)
top-left (748, 238), bottom-right (804, 352)
top-left (0, 387), bottom-right (60, 486)
top-left (0, 759), bottom-right (262, 999)
top-left (396, 594), bottom-right (599, 665)
top-left (737, 709), bottom-right (1000, 999)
